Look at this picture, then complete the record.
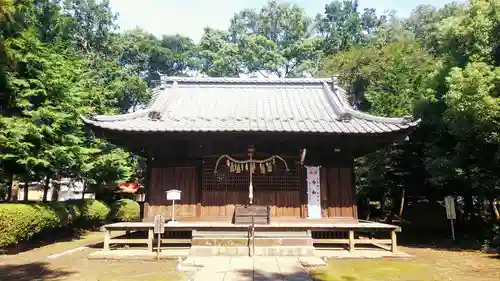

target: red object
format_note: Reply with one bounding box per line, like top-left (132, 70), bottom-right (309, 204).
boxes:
top-left (119, 182), bottom-right (139, 193)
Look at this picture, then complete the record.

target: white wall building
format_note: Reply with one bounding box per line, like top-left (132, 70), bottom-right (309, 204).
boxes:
top-left (16, 178), bottom-right (95, 201)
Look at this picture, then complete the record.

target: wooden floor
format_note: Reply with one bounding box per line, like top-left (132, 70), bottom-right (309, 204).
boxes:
top-left (104, 218), bottom-right (400, 231)
top-left (101, 218), bottom-right (400, 254)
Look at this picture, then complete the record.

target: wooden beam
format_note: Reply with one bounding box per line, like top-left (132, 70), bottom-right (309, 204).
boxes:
top-left (160, 238), bottom-right (192, 244)
top-left (147, 228), bottom-right (154, 252)
top-left (349, 230), bottom-right (355, 252)
top-left (103, 230), bottom-right (110, 252)
top-left (109, 239), bottom-right (150, 244)
top-left (391, 230), bottom-right (398, 253)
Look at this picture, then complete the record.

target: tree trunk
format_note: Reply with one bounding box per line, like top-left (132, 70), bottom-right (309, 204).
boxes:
top-left (398, 187), bottom-right (406, 218)
top-left (6, 174), bottom-right (13, 201)
top-left (81, 182), bottom-right (86, 200)
top-left (23, 180), bottom-right (29, 201)
top-left (491, 198), bottom-right (499, 221)
top-left (43, 175), bottom-right (51, 202)
top-left (51, 179), bottom-right (60, 201)
top-left (464, 194), bottom-right (474, 221)
top-left (11, 175), bottom-right (18, 202)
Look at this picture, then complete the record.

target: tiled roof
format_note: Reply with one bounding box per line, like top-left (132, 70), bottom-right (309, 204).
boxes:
top-left (81, 76), bottom-right (420, 134)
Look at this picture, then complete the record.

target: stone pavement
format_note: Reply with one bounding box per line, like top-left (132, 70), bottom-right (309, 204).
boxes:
top-left (182, 256), bottom-right (324, 281)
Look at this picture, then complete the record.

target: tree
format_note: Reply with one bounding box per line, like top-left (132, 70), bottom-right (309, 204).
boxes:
top-left (320, 39), bottom-right (437, 219)
top-left (0, 0), bottom-right (145, 201)
top-left (314, 0), bottom-right (387, 54)
top-left (404, 2), bottom-right (465, 54)
top-left (112, 28), bottom-right (197, 85)
top-left (197, 27), bottom-right (241, 77)
top-left (197, 0), bottom-right (322, 77)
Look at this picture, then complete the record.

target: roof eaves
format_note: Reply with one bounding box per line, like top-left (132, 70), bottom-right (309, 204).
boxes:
top-left (81, 82), bottom-right (174, 124)
top-left (329, 83), bottom-right (419, 126)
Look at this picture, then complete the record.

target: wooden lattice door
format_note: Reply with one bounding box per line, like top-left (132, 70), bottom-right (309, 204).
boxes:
top-left (201, 156), bottom-right (303, 218)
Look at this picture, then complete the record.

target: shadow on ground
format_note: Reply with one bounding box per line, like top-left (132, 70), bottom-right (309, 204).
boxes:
top-left (1, 229), bottom-right (88, 255)
top-left (234, 268), bottom-right (317, 281)
top-left (0, 262), bottom-right (75, 281)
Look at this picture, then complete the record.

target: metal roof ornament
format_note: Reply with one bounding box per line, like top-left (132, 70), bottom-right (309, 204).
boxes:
top-left (148, 110), bottom-right (162, 121)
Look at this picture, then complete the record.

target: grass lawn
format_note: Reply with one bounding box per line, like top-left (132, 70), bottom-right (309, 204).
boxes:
top-left (311, 247), bottom-right (500, 281)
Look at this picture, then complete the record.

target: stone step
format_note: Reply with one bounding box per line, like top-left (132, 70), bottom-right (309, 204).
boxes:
top-left (193, 230), bottom-right (311, 238)
top-left (189, 246), bottom-right (316, 256)
top-left (192, 237), bottom-right (313, 246)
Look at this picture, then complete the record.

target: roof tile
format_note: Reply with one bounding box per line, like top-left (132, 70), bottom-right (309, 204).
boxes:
top-left (82, 77), bottom-right (420, 134)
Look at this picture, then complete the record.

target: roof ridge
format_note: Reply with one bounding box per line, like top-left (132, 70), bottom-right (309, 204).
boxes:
top-left (160, 76), bottom-right (336, 84)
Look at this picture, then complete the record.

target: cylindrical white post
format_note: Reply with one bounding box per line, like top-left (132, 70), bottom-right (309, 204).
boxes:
top-left (172, 199), bottom-right (175, 222)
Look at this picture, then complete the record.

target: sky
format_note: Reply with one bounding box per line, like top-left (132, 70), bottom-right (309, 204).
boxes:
top-left (109, 0), bottom-right (459, 43)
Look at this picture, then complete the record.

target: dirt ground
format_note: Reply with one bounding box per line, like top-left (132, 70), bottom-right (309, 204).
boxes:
top-left (0, 232), bottom-right (187, 281)
top-left (0, 232), bottom-right (499, 281)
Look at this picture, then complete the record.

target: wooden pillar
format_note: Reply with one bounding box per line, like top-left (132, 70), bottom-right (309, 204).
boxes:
top-left (391, 230), bottom-right (398, 253)
top-left (349, 230), bottom-right (355, 252)
top-left (147, 228), bottom-right (154, 252)
top-left (104, 229), bottom-right (110, 252)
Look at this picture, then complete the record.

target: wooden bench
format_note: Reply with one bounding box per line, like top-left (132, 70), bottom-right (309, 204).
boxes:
top-left (234, 205), bottom-right (270, 224)
top-left (311, 220), bottom-right (401, 253)
top-left (102, 222), bottom-right (191, 252)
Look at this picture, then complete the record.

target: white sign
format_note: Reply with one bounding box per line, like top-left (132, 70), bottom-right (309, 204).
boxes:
top-left (444, 196), bottom-right (456, 220)
top-left (306, 166), bottom-right (322, 219)
top-left (166, 189), bottom-right (181, 201)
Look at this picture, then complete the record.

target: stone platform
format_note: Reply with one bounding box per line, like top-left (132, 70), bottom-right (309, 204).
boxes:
top-left (190, 229), bottom-right (315, 256)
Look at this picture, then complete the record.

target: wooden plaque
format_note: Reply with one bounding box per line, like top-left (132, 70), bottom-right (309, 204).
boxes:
top-left (153, 214), bottom-right (165, 234)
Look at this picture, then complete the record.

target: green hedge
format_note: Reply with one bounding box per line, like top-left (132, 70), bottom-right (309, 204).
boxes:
top-left (0, 199), bottom-right (109, 248)
top-left (109, 199), bottom-right (140, 222)
top-left (77, 199), bottom-right (110, 224)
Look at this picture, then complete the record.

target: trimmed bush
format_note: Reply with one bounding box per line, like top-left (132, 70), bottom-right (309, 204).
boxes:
top-left (77, 199), bottom-right (110, 225)
top-left (0, 199), bottom-right (110, 248)
top-left (109, 199), bottom-right (140, 222)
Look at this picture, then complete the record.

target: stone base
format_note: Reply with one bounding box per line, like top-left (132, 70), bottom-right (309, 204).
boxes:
top-left (88, 248), bottom-right (190, 260)
top-left (189, 246), bottom-right (316, 256)
top-left (189, 229), bottom-right (315, 256)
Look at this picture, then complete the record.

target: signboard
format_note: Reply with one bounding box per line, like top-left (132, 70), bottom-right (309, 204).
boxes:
top-left (444, 196), bottom-right (456, 220)
top-left (444, 195), bottom-right (456, 240)
top-left (306, 166), bottom-right (321, 219)
top-left (153, 214), bottom-right (165, 234)
top-left (166, 189), bottom-right (181, 201)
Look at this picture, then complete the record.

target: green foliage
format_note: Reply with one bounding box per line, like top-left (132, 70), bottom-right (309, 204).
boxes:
top-left (0, 0), bottom-right (499, 248)
top-left (314, 0), bottom-right (387, 54)
top-left (109, 199), bottom-right (140, 222)
top-left (0, 200), bottom-right (108, 247)
top-left (198, 0), bottom-right (323, 77)
top-left (0, 0), bottom-right (146, 200)
top-left (75, 199), bottom-right (110, 223)
top-left (320, 39), bottom-right (436, 114)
